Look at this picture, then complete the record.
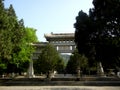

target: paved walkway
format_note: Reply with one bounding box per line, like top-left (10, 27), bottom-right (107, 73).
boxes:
top-left (0, 86), bottom-right (120, 90)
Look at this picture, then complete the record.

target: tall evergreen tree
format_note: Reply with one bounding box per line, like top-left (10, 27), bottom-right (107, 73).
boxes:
top-left (74, 11), bottom-right (97, 69)
top-left (0, 0), bottom-right (38, 74)
top-left (0, 0), bottom-right (11, 74)
top-left (90, 0), bottom-right (120, 70)
top-left (74, 0), bottom-right (120, 71)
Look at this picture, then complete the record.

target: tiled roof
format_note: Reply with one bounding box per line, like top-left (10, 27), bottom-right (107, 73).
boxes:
top-left (44, 32), bottom-right (74, 41)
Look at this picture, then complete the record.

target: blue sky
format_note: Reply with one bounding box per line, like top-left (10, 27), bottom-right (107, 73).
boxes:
top-left (4, 0), bottom-right (93, 41)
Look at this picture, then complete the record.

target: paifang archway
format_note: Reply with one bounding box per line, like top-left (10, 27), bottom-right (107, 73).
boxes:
top-left (28, 33), bottom-right (76, 78)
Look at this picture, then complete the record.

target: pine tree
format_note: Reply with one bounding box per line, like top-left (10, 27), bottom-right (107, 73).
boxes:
top-left (74, 0), bottom-right (120, 71)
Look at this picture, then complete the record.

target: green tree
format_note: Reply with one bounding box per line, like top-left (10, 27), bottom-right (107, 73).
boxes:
top-left (74, 0), bottom-right (120, 71)
top-left (74, 11), bottom-right (97, 70)
top-left (11, 27), bottom-right (38, 74)
top-left (0, 0), bottom-right (38, 74)
top-left (0, 0), bottom-right (13, 74)
top-left (34, 43), bottom-right (64, 76)
top-left (24, 27), bottom-right (38, 43)
top-left (90, 0), bottom-right (120, 70)
top-left (5, 4), bottom-right (28, 74)
top-left (66, 50), bottom-right (88, 74)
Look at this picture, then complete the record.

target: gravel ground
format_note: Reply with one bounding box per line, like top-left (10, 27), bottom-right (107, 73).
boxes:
top-left (0, 86), bottom-right (120, 90)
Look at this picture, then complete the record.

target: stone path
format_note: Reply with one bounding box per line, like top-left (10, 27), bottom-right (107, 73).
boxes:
top-left (0, 86), bottom-right (120, 90)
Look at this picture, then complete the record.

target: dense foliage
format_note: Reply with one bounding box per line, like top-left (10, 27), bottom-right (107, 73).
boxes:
top-left (74, 0), bottom-right (120, 72)
top-left (66, 50), bottom-right (88, 74)
top-left (0, 0), bottom-right (38, 75)
top-left (34, 43), bottom-right (65, 74)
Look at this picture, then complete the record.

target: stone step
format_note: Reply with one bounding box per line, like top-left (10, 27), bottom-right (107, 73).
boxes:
top-left (4, 80), bottom-right (120, 86)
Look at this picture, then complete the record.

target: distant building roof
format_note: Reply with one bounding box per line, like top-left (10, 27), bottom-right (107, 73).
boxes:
top-left (44, 32), bottom-right (74, 41)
